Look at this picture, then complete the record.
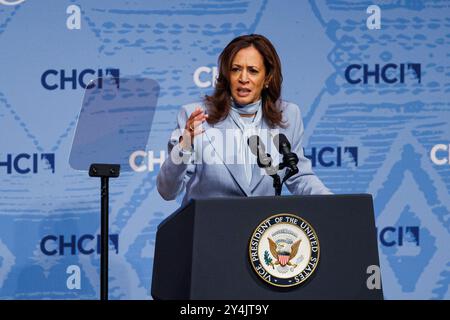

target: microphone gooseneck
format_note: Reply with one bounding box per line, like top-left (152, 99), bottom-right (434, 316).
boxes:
top-left (247, 135), bottom-right (281, 195)
top-left (247, 134), bottom-right (301, 195)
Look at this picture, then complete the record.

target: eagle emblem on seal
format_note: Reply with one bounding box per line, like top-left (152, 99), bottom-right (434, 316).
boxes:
top-left (267, 238), bottom-right (301, 268)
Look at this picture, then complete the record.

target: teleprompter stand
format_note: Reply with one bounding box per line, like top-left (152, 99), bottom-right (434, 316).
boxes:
top-left (69, 76), bottom-right (159, 299)
top-left (89, 163), bottom-right (120, 301)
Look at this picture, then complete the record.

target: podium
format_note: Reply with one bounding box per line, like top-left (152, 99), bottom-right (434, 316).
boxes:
top-left (151, 194), bottom-right (383, 300)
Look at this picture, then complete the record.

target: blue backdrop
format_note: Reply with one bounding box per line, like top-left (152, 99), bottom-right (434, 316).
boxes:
top-left (0, 0), bottom-right (449, 299)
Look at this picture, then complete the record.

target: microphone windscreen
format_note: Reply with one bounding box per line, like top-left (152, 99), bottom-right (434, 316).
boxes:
top-left (273, 133), bottom-right (291, 152)
top-left (247, 135), bottom-right (262, 156)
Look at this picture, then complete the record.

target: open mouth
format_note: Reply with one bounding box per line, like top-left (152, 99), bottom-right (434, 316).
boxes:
top-left (237, 87), bottom-right (251, 97)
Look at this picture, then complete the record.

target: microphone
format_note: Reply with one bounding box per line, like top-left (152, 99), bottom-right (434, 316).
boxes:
top-left (273, 133), bottom-right (299, 175)
top-left (247, 135), bottom-right (283, 196)
top-left (247, 135), bottom-right (278, 176)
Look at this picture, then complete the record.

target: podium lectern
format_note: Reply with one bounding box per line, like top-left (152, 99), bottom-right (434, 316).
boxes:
top-left (151, 194), bottom-right (383, 300)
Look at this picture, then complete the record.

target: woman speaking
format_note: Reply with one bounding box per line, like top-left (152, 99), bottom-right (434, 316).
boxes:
top-left (157, 34), bottom-right (331, 204)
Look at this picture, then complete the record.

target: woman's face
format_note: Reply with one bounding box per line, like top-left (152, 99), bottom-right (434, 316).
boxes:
top-left (229, 46), bottom-right (267, 106)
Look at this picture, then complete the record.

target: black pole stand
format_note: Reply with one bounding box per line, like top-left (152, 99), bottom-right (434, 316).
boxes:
top-left (89, 163), bottom-right (120, 301)
top-left (270, 155), bottom-right (299, 196)
top-left (271, 173), bottom-right (282, 196)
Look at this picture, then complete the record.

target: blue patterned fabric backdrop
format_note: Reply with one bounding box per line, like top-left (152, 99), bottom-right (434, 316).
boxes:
top-left (0, 0), bottom-right (449, 299)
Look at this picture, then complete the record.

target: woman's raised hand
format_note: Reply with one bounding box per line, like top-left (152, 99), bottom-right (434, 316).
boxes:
top-left (180, 107), bottom-right (208, 150)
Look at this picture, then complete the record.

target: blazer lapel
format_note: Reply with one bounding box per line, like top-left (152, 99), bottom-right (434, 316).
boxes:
top-left (202, 117), bottom-right (251, 196)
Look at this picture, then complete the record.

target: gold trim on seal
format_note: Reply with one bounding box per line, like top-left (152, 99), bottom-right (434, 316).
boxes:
top-left (248, 213), bottom-right (320, 288)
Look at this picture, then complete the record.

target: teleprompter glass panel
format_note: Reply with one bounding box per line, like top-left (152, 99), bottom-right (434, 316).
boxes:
top-left (69, 76), bottom-right (159, 172)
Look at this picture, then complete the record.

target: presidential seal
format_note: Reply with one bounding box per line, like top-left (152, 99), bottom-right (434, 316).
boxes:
top-left (249, 214), bottom-right (320, 287)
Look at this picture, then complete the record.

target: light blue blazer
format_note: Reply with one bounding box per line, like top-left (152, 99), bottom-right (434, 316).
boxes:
top-left (157, 101), bottom-right (332, 205)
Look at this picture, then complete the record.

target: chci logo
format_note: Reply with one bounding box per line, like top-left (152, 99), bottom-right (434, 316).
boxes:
top-left (249, 214), bottom-right (319, 287)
